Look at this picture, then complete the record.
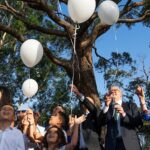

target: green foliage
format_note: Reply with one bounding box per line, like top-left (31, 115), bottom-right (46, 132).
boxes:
top-left (95, 52), bottom-right (136, 91)
top-left (95, 51), bottom-right (150, 102)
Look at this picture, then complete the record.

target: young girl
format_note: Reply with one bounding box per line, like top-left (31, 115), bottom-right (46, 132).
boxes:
top-left (43, 126), bottom-right (67, 150)
top-left (43, 115), bottom-right (86, 150)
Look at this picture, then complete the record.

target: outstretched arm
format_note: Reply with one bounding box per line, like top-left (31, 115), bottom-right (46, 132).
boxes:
top-left (69, 84), bottom-right (97, 114)
top-left (66, 115), bottom-right (86, 150)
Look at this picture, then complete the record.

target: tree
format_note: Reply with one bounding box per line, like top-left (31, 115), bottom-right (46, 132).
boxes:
top-left (95, 51), bottom-right (137, 100)
top-left (0, 0), bottom-right (149, 107)
top-left (95, 52), bottom-right (150, 149)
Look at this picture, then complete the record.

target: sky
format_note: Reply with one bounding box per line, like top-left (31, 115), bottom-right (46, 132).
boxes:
top-left (93, 23), bottom-right (150, 106)
top-left (56, 1), bottom-right (150, 106)
top-left (25, 1), bottom-right (150, 108)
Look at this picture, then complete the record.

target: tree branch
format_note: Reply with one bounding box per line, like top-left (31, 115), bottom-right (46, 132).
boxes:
top-left (44, 47), bottom-right (71, 70)
top-left (0, 23), bottom-right (26, 43)
top-left (0, 3), bottom-right (67, 37)
top-left (93, 45), bottom-right (108, 62)
top-left (59, 0), bottom-right (68, 5)
top-left (80, 24), bottom-right (110, 49)
top-left (25, 0), bottom-right (74, 31)
top-left (141, 57), bottom-right (149, 82)
top-left (118, 10), bottom-right (150, 23)
top-left (0, 15), bottom-right (13, 49)
top-left (120, 1), bottom-right (145, 17)
top-left (79, 12), bottom-right (98, 37)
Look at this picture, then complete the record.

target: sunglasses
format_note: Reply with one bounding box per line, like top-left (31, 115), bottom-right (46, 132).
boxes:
top-left (17, 110), bottom-right (26, 113)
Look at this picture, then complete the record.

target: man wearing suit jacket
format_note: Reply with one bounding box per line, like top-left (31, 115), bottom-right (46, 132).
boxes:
top-left (70, 84), bottom-right (101, 150)
top-left (99, 86), bottom-right (142, 150)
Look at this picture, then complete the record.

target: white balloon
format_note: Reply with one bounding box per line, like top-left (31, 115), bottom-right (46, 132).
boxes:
top-left (22, 79), bottom-right (38, 98)
top-left (98, 0), bottom-right (119, 25)
top-left (20, 39), bottom-right (43, 68)
top-left (68, 0), bottom-right (96, 23)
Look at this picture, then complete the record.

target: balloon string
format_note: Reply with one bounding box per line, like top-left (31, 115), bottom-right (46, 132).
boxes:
top-left (28, 69), bottom-right (31, 102)
top-left (57, 0), bottom-right (81, 82)
top-left (57, 1), bottom-right (81, 114)
top-left (58, 0), bottom-right (62, 14)
top-left (69, 24), bottom-right (80, 115)
top-left (29, 68), bottom-right (30, 79)
top-left (113, 26), bottom-right (119, 76)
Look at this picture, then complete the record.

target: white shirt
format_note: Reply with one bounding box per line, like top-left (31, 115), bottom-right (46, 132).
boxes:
top-left (36, 124), bottom-right (45, 136)
top-left (0, 127), bottom-right (25, 150)
top-left (103, 100), bottom-right (122, 137)
top-left (103, 99), bottom-right (122, 114)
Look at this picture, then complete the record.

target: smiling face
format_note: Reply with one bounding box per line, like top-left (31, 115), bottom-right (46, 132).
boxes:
top-left (45, 126), bottom-right (66, 148)
top-left (46, 127), bottom-right (59, 144)
top-left (0, 105), bottom-right (14, 121)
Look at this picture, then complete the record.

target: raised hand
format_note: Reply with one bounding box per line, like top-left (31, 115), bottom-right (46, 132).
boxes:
top-left (136, 86), bottom-right (145, 100)
top-left (69, 84), bottom-right (82, 97)
top-left (104, 93), bottom-right (112, 107)
top-left (21, 114), bottom-right (29, 126)
top-left (114, 104), bottom-right (126, 117)
top-left (69, 115), bottom-right (75, 129)
top-left (74, 115), bottom-right (86, 125)
top-left (26, 109), bottom-right (35, 125)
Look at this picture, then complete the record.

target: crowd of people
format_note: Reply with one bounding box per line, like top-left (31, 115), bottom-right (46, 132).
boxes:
top-left (0, 84), bottom-right (149, 150)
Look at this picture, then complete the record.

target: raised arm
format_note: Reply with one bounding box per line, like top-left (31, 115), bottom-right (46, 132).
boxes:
top-left (69, 84), bottom-right (97, 114)
top-left (66, 115), bottom-right (86, 150)
top-left (136, 86), bottom-right (148, 112)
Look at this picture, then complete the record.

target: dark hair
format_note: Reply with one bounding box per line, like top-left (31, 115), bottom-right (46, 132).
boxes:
top-left (0, 86), bottom-right (12, 108)
top-left (43, 126), bottom-right (67, 148)
top-left (58, 112), bottom-right (69, 131)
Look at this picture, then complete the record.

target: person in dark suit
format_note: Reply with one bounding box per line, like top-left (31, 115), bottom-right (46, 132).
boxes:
top-left (99, 86), bottom-right (143, 150)
top-left (70, 84), bottom-right (102, 150)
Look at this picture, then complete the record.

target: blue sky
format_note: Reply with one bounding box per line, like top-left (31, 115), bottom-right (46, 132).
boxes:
top-left (60, 1), bottom-right (150, 106)
top-left (26, 2), bottom-right (150, 108)
top-left (93, 23), bottom-right (150, 105)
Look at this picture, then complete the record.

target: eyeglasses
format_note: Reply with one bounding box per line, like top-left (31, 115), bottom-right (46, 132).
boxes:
top-left (17, 110), bottom-right (26, 113)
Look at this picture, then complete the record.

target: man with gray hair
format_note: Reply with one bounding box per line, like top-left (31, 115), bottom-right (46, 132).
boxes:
top-left (99, 85), bottom-right (142, 150)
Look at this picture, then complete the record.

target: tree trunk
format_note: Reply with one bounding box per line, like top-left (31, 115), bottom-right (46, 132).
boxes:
top-left (66, 45), bottom-right (101, 108)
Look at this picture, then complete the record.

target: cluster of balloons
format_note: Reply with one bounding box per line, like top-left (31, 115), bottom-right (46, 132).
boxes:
top-left (68, 0), bottom-right (119, 25)
top-left (20, 0), bottom-right (119, 98)
top-left (20, 39), bottom-right (43, 98)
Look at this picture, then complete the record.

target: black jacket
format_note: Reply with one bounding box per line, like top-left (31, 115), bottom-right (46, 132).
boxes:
top-left (75, 97), bottom-right (101, 150)
top-left (99, 101), bottom-right (143, 150)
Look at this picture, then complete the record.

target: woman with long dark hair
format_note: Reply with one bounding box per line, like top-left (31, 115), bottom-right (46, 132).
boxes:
top-left (43, 126), bottom-right (67, 150)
